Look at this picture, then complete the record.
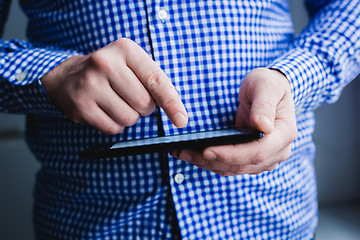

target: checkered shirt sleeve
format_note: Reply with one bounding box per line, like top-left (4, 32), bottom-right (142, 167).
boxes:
top-left (269, 0), bottom-right (360, 113)
top-left (0, 38), bottom-right (77, 115)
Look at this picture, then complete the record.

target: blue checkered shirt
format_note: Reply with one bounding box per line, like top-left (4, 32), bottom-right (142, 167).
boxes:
top-left (1, 0), bottom-right (360, 239)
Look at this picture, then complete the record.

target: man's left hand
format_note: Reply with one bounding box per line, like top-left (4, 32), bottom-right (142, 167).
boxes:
top-left (171, 68), bottom-right (297, 176)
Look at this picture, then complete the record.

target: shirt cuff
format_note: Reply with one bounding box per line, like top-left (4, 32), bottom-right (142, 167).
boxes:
top-left (267, 47), bottom-right (330, 112)
top-left (0, 40), bottom-right (78, 86)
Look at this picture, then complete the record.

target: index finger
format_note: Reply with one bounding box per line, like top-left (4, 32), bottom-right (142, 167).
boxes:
top-left (124, 41), bottom-right (188, 128)
top-left (203, 118), bottom-right (293, 166)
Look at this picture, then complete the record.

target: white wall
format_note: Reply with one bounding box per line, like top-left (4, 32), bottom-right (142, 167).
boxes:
top-left (0, 1), bottom-right (359, 240)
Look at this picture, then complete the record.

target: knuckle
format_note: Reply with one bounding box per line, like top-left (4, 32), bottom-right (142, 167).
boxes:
top-left (253, 150), bottom-right (267, 165)
top-left (202, 159), bottom-right (210, 168)
top-left (212, 170), bottom-right (229, 176)
top-left (137, 94), bottom-right (156, 116)
top-left (88, 55), bottom-right (114, 78)
top-left (102, 125), bottom-right (125, 135)
top-left (232, 165), bottom-right (248, 175)
top-left (219, 171), bottom-right (232, 177)
top-left (266, 164), bottom-right (278, 172)
top-left (82, 74), bottom-right (100, 90)
top-left (163, 98), bottom-right (179, 114)
top-left (216, 146), bottom-right (239, 165)
top-left (112, 38), bottom-right (138, 58)
top-left (89, 51), bottom-right (108, 69)
top-left (146, 71), bottom-right (164, 91)
top-left (114, 38), bottom-right (134, 50)
top-left (212, 150), bottom-right (232, 165)
top-left (280, 147), bottom-right (292, 162)
top-left (120, 111), bottom-right (140, 126)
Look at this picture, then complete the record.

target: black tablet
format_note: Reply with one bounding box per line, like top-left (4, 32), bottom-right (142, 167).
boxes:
top-left (79, 128), bottom-right (264, 159)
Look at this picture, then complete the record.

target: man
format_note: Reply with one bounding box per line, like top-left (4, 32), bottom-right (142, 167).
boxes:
top-left (1, 0), bottom-right (359, 239)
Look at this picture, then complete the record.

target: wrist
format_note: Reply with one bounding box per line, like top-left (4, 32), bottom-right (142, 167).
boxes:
top-left (268, 68), bottom-right (292, 93)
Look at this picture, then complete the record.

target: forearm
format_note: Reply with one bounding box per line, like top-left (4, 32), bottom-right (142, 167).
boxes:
top-left (269, 0), bottom-right (360, 113)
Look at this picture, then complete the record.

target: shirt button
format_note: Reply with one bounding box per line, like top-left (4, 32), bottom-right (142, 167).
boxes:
top-left (16, 71), bottom-right (27, 83)
top-left (157, 9), bottom-right (169, 23)
top-left (174, 173), bottom-right (184, 184)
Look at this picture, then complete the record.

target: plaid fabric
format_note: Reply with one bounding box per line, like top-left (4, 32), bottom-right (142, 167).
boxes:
top-left (1, 0), bottom-right (360, 239)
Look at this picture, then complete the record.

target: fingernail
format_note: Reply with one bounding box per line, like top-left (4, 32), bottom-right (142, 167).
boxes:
top-left (179, 151), bottom-right (192, 162)
top-left (204, 150), bottom-right (217, 161)
top-left (174, 112), bottom-right (188, 128)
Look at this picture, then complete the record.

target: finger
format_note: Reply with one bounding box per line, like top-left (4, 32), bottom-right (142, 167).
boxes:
top-left (171, 149), bottom-right (198, 164)
top-left (123, 40), bottom-right (188, 128)
top-left (171, 149), bottom-right (209, 168)
top-left (89, 42), bottom-right (156, 117)
top-left (173, 148), bottom-right (254, 176)
top-left (172, 146), bottom-right (285, 176)
top-left (172, 149), bottom-right (241, 174)
top-left (206, 143), bottom-right (289, 175)
top-left (108, 66), bottom-right (156, 116)
top-left (203, 124), bottom-right (292, 167)
top-left (80, 102), bottom-right (125, 135)
top-left (96, 86), bottom-right (140, 127)
top-left (243, 145), bottom-right (291, 174)
top-left (247, 163), bottom-right (278, 175)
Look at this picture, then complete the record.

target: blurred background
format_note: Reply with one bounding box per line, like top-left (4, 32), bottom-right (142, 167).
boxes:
top-left (1, 0), bottom-right (359, 239)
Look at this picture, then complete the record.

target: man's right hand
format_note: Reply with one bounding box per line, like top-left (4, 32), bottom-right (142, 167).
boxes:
top-left (41, 38), bottom-right (188, 134)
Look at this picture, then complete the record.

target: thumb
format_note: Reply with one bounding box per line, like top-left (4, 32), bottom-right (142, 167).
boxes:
top-left (235, 87), bottom-right (276, 134)
top-left (236, 69), bottom-right (285, 134)
top-left (250, 96), bottom-right (276, 134)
